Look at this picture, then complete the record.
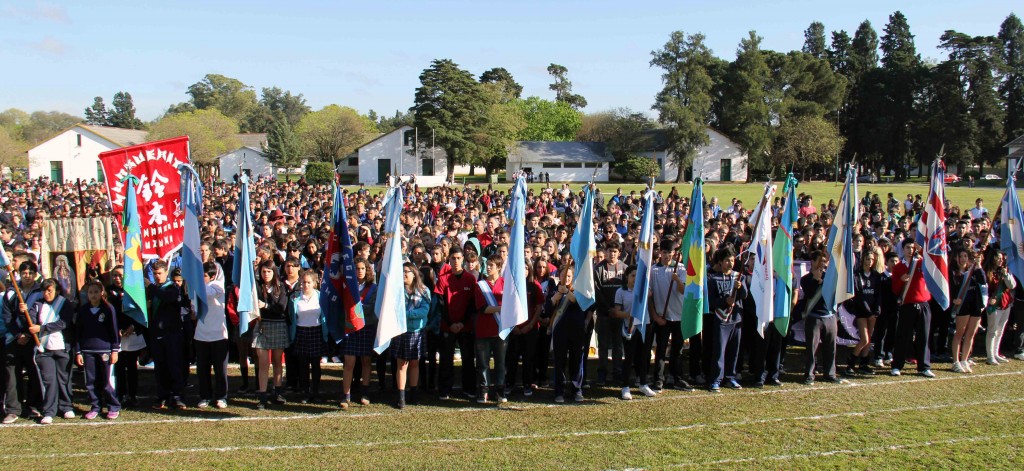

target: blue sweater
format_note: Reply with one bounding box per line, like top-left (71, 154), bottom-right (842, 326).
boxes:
top-left (74, 302), bottom-right (121, 354)
top-left (405, 289), bottom-right (431, 332)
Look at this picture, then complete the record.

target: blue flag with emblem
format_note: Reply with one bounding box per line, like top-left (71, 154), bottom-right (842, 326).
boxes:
top-left (178, 163), bottom-right (207, 320)
top-left (232, 174), bottom-right (259, 335)
top-left (569, 184), bottom-right (597, 311)
top-left (121, 175), bottom-right (148, 327)
top-left (822, 165), bottom-right (858, 312)
top-left (630, 189), bottom-right (656, 341)
top-left (322, 183), bottom-right (365, 339)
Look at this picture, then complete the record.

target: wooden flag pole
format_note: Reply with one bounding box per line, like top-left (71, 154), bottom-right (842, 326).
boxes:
top-left (6, 266), bottom-right (40, 346)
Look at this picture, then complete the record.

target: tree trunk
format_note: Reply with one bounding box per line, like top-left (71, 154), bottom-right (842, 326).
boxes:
top-left (675, 159), bottom-right (684, 183)
top-left (446, 157), bottom-right (456, 182)
top-left (469, 165), bottom-right (476, 176)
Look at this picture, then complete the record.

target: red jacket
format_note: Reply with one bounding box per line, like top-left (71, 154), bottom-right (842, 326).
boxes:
top-left (891, 259), bottom-right (930, 304)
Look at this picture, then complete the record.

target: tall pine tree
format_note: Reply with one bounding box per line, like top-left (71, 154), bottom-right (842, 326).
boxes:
top-left (803, 22), bottom-right (827, 59)
top-left (999, 14), bottom-right (1024, 141)
top-left (84, 97), bottom-right (109, 125)
top-left (720, 31), bottom-right (773, 172)
top-left (880, 11), bottom-right (923, 177)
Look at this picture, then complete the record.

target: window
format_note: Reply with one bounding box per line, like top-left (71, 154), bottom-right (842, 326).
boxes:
top-left (76, 134), bottom-right (82, 147)
top-left (50, 161), bottom-right (64, 182)
top-left (96, 162), bottom-right (105, 182)
top-left (563, 163), bottom-right (583, 168)
top-left (584, 163), bottom-right (601, 168)
top-left (347, 157), bottom-right (358, 166)
top-left (403, 129), bottom-right (416, 147)
top-left (542, 163), bottom-right (561, 169)
top-left (422, 159), bottom-right (435, 176)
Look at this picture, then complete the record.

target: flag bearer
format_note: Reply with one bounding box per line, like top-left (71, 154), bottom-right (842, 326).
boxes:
top-left (705, 246), bottom-right (747, 392)
top-left (25, 279), bottom-right (74, 425)
top-left (890, 239), bottom-right (935, 378)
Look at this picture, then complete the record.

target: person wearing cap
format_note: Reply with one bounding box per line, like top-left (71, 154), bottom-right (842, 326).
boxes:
top-left (890, 239), bottom-right (935, 378)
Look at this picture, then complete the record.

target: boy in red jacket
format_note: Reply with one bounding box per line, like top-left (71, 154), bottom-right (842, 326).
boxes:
top-left (890, 239), bottom-right (935, 378)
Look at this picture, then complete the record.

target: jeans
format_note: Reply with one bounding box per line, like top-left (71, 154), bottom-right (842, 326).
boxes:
top-left (707, 317), bottom-right (742, 385)
top-left (621, 325), bottom-right (654, 388)
top-left (195, 340), bottom-right (229, 401)
top-left (551, 316), bottom-right (587, 396)
top-left (474, 337), bottom-right (507, 393)
top-left (652, 320), bottom-right (683, 387)
top-left (596, 315), bottom-right (623, 383)
top-left (3, 342), bottom-right (40, 416)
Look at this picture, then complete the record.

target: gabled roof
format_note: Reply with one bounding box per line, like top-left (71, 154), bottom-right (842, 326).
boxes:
top-left (237, 133), bottom-right (267, 149)
top-left (511, 141), bottom-right (612, 163)
top-left (357, 125), bottom-right (410, 150)
top-left (638, 127), bottom-right (737, 152)
top-left (1008, 147), bottom-right (1024, 160)
top-left (1007, 134), bottom-right (1024, 148)
top-left (79, 124), bottom-right (149, 147)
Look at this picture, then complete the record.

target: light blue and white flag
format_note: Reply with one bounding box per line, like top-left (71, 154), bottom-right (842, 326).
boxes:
top-left (499, 175), bottom-right (529, 339)
top-left (569, 184), bottom-right (597, 310)
top-left (1001, 167), bottom-right (1024, 283)
top-left (747, 182), bottom-right (776, 337)
top-left (178, 163), bottom-right (207, 320)
top-left (232, 174), bottom-right (259, 335)
top-left (630, 189), bottom-right (656, 341)
top-left (822, 166), bottom-right (858, 312)
top-left (374, 185), bottom-right (407, 354)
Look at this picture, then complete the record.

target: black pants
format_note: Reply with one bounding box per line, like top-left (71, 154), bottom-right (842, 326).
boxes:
top-left (3, 342), bottom-right (40, 417)
top-left (595, 315), bottom-right (623, 382)
top-left (652, 320), bottom-right (683, 387)
top-left (285, 345), bottom-right (298, 390)
top-left (438, 331), bottom-right (476, 396)
top-left (893, 302), bottom-right (931, 371)
top-left (760, 321), bottom-right (788, 383)
top-left (929, 299), bottom-right (951, 357)
top-left (707, 317), bottom-right (742, 385)
top-left (804, 316), bottom-right (838, 380)
top-left (35, 349), bottom-right (71, 417)
top-left (82, 352), bottom-right (120, 412)
top-left (293, 354), bottom-right (322, 396)
top-left (115, 350), bottom-right (141, 401)
top-left (873, 309), bottom-right (898, 360)
top-left (1011, 300), bottom-right (1024, 355)
top-left (551, 319), bottom-right (587, 396)
top-left (419, 331), bottom-right (439, 391)
top-left (151, 334), bottom-right (185, 401)
top-left (505, 328), bottom-right (538, 389)
top-left (195, 340), bottom-right (229, 401)
top-left (621, 325), bottom-right (654, 388)
top-left (182, 320), bottom-right (195, 388)
top-left (534, 327), bottom-right (551, 385)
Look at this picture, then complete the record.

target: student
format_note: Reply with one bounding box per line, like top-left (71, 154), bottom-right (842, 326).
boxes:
top-left (194, 262), bottom-right (229, 409)
top-left (288, 270), bottom-right (328, 404)
top-left (795, 251), bottom-right (845, 385)
top-left (532, 257), bottom-right (558, 388)
top-left (252, 260), bottom-right (290, 410)
top-left (434, 248), bottom-right (478, 400)
top-left (983, 249), bottom-right (1015, 365)
top-left (844, 247), bottom-right (884, 375)
top-left (649, 239), bottom-right (693, 392)
top-left (705, 246), bottom-right (747, 392)
top-left (504, 259), bottom-right (544, 398)
top-left (340, 258), bottom-right (377, 409)
top-left (594, 242), bottom-right (627, 386)
top-left (2, 261), bottom-right (43, 424)
top-left (949, 249), bottom-right (985, 373)
top-left (393, 262), bottom-right (431, 409)
top-left (548, 262), bottom-right (590, 403)
top-left (473, 260), bottom-right (507, 404)
top-left (108, 267), bottom-right (144, 408)
top-left (26, 279), bottom-right (74, 424)
top-left (170, 269), bottom-right (195, 397)
top-left (74, 280), bottom-right (121, 420)
top-left (890, 239), bottom-right (935, 378)
top-left (147, 260), bottom-right (189, 410)
top-left (611, 266), bottom-right (657, 400)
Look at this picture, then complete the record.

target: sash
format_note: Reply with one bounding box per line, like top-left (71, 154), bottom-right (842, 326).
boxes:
top-left (477, 280), bottom-right (501, 328)
top-left (37, 296), bottom-right (67, 353)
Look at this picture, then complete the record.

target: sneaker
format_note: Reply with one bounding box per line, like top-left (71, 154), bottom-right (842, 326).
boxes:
top-left (197, 400), bottom-right (210, 409)
top-left (174, 399), bottom-right (188, 410)
top-left (83, 411), bottom-right (99, 420)
top-left (620, 387), bottom-right (633, 400)
top-left (872, 358), bottom-right (885, 368)
top-left (523, 387), bottom-right (534, 397)
top-left (766, 378), bottom-right (783, 387)
top-left (463, 391), bottom-right (477, 400)
top-left (574, 391), bottom-right (584, 402)
top-left (857, 366), bottom-right (875, 375)
top-left (890, 369), bottom-right (901, 377)
top-left (966, 358), bottom-right (977, 366)
top-left (997, 355), bottom-right (1009, 363)
top-left (920, 370), bottom-right (936, 378)
top-left (673, 380), bottom-right (695, 392)
top-left (2, 414), bottom-right (17, 424)
top-left (438, 393), bottom-right (450, 400)
top-left (495, 394), bottom-right (508, 404)
top-left (752, 382), bottom-right (765, 389)
top-left (62, 411), bottom-right (76, 419)
top-left (214, 400), bottom-right (227, 409)
top-left (952, 361), bottom-right (964, 373)
top-left (725, 379), bottom-right (742, 390)
top-left (639, 384), bottom-right (657, 397)
top-left (106, 411), bottom-right (119, 420)
top-left (1014, 353), bottom-right (1024, 361)
top-left (477, 393), bottom-right (488, 404)
top-left (272, 394), bottom-right (287, 405)
top-left (554, 395), bottom-right (565, 403)
top-left (359, 396), bottom-right (371, 406)
top-left (823, 377), bottom-right (848, 384)
top-left (709, 382), bottom-right (721, 392)
top-left (987, 358), bottom-right (1000, 365)
top-left (255, 401), bottom-right (266, 411)
top-left (844, 366), bottom-right (856, 376)
top-left (963, 362), bottom-right (974, 373)
top-left (803, 377), bottom-right (815, 386)
top-left (40, 416), bottom-right (53, 425)
top-left (152, 401), bottom-right (168, 410)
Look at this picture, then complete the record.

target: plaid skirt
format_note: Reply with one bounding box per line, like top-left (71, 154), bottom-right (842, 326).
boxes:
top-left (339, 326), bottom-right (375, 357)
top-left (252, 320), bottom-right (290, 350)
top-left (292, 325), bottom-right (326, 357)
top-left (392, 330), bottom-right (425, 360)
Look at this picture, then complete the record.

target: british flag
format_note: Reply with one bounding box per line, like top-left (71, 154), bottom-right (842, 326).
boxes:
top-left (915, 160), bottom-right (950, 310)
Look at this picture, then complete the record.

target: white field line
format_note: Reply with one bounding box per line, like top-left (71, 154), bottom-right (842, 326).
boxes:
top-left (4, 397), bottom-right (1022, 460)
top-left (668, 433), bottom-right (1024, 467)
top-left (3, 368), bottom-right (1019, 429)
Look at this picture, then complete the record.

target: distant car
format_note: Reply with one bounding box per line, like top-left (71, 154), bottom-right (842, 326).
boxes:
top-left (857, 174), bottom-right (876, 183)
top-left (983, 174), bottom-right (1000, 180)
top-left (943, 174), bottom-right (960, 184)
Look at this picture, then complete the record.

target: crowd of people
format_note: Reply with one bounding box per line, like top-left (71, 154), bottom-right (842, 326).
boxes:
top-left (2, 175), bottom-right (1023, 424)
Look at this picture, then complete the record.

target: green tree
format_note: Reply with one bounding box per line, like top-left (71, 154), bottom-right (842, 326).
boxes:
top-left (0, 127), bottom-right (28, 170)
top-left (879, 11), bottom-right (924, 177)
top-left (186, 74), bottom-right (259, 122)
top-left (850, 20), bottom-right (880, 77)
top-left (259, 87), bottom-right (310, 127)
top-left (148, 109), bottom-right (240, 178)
top-left (777, 51), bottom-right (847, 119)
top-left (304, 162), bottom-right (334, 185)
top-left (617, 155), bottom-right (661, 182)
top-left (547, 63), bottom-right (588, 110)
top-left (472, 84), bottom-right (527, 177)
top-left (378, 110), bottom-right (413, 134)
top-left (480, 67), bottom-right (523, 100)
top-left (803, 21), bottom-right (827, 59)
top-left (411, 59), bottom-right (487, 179)
top-left (577, 108), bottom-right (656, 164)
top-left (295, 105), bottom-right (376, 162)
top-left (263, 121), bottom-right (304, 173)
top-left (774, 115), bottom-right (844, 179)
top-left (511, 97), bottom-right (583, 141)
top-left (720, 31), bottom-right (773, 174)
top-left (650, 31), bottom-right (716, 182)
top-left (108, 92), bottom-right (144, 129)
top-left (915, 61), bottom-right (975, 170)
top-left (828, 30), bottom-right (852, 76)
top-left (999, 13), bottom-right (1024, 141)
top-left (84, 97), bottom-right (109, 125)
top-left (20, 111), bottom-right (82, 144)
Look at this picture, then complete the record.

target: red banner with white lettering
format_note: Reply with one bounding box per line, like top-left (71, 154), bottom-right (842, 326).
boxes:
top-left (99, 136), bottom-right (190, 260)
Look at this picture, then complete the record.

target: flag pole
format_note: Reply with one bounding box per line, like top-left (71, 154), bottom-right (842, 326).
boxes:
top-left (5, 266), bottom-right (40, 347)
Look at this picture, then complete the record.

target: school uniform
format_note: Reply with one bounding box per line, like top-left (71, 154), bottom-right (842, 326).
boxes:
top-left (706, 271), bottom-right (747, 388)
top-left (392, 289), bottom-right (430, 360)
top-left (338, 283), bottom-right (377, 357)
top-left (434, 269), bottom-right (477, 397)
top-left (251, 284), bottom-right (290, 350)
top-left (474, 277), bottom-right (507, 397)
top-left (594, 260), bottom-right (627, 384)
top-left (504, 281), bottom-right (544, 393)
top-left (194, 281), bottom-right (229, 403)
top-left (798, 273), bottom-right (839, 382)
top-left (547, 288), bottom-right (590, 398)
top-left (650, 263), bottom-right (687, 389)
top-left (109, 285), bottom-right (145, 405)
top-left (28, 295), bottom-right (74, 418)
top-left (616, 287), bottom-right (654, 389)
top-left (287, 291), bottom-right (329, 399)
top-left (891, 259), bottom-right (932, 372)
top-left (872, 270), bottom-right (899, 364)
top-left (148, 281), bottom-right (188, 405)
top-left (3, 284), bottom-right (42, 418)
top-left (74, 301), bottom-right (121, 414)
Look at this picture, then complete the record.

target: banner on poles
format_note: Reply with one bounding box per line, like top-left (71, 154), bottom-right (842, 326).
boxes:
top-left (98, 136), bottom-right (190, 260)
top-left (39, 217), bottom-right (117, 298)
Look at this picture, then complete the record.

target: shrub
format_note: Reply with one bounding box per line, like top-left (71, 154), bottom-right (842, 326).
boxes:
top-left (304, 162), bottom-right (334, 185)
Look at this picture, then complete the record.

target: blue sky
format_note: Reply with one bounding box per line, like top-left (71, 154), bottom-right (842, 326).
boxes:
top-left (1, 1), bottom-right (1018, 122)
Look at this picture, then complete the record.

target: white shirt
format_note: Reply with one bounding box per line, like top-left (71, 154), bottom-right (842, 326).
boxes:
top-left (969, 207), bottom-right (987, 220)
top-left (194, 281), bottom-right (228, 342)
top-left (295, 292), bottom-right (321, 327)
top-left (650, 263), bottom-right (685, 321)
top-left (614, 287), bottom-right (640, 327)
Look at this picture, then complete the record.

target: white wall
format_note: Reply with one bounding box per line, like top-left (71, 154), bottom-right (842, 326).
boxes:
top-left (656, 129), bottom-right (748, 182)
top-left (28, 127), bottom-right (117, 182)
top-left (510, 161), bottom-right (610, 182)
top-left (218, 148), bottom-right (274, 182)
top-left (357, 126), bottom-right (448, 186)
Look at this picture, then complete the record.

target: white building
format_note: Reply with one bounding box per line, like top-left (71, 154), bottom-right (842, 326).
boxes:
top-left (356, 125), bottom-right (448, 185)
top-left (28, 124), bottom-right (148, 182)
top-left (1007, 134), bottom-right (1024, 180)
top-left (640, 128), bottom-right (748, 183)
top-left (217, 134), bottom-right (274, 181)
top-left (506, 141), bottom-right (612, 182)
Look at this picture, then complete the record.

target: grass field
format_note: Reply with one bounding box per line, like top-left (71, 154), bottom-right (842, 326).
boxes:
top-left (2, 352), bottom-right (1022, 469)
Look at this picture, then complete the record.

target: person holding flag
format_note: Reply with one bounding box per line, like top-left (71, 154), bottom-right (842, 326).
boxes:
top-left (890, 238), bottom-right (935, 378)
top-left (339, 258), bottom-right (377, 409)
top-left (392, 263), bottom-right (431, 409)
top-left (705, 245), bottom-right (748, 392)
top-left (231, 174), bottom-right (260, 395)
top-left (794, 250), bottom-right (845, 385)
top-left (998, 162), bottom-right (1024, 362)
top-left (612, 266), bottom-right (656, 400)
top-left (547, 261), bottom-right (591, 403)
top-left (2, 260), bottom-right (43, 424)
top-left (649, 238), bottom-right (692, 391)
top-left (434, 248), bottom-right (479, 401)
top-left (679, 180), bottom-right (707, 385)
top-left (473, 258), bottom-right (507, 404)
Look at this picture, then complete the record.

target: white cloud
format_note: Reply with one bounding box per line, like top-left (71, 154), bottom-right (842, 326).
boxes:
top-left (0, 2), bottom-right (71, 23)
top-left (30, 36), bottom-right (68, 55)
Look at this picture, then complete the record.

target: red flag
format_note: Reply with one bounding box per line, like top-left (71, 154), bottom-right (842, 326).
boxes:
top-left (99, 136), bottom-right (190, 260)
